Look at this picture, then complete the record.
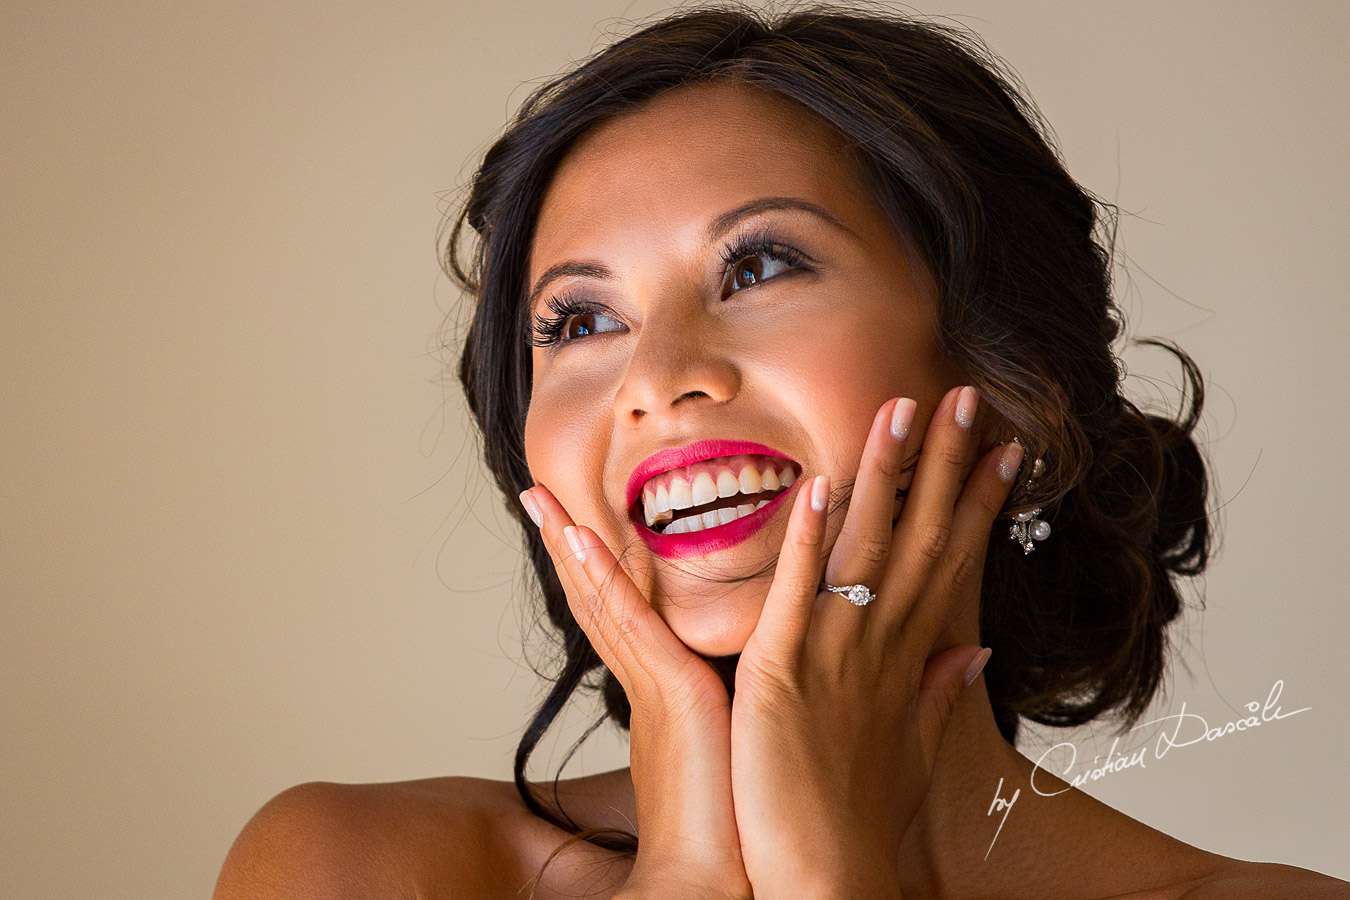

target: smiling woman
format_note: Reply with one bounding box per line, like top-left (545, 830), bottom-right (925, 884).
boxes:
top-left (207, 3), bottom-right (1350, 898)
top-left (516, 78), bottom-right (976, 669)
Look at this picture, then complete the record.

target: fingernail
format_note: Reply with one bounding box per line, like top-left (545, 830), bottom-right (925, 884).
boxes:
top-left (563, 524), bottom-right (585, 561)
top-left (810, 474), bottom-right (829, 513)
top-left (954, 386), bottom-right (978, 430)
top-left (890, 397), bottom-right (916, 440)
top-left (964, 647), bottom-right (993, 687)
top-left (519, 489), bottom-right (542, 527)
top-left (997, 440), bottom-right (1024, 484)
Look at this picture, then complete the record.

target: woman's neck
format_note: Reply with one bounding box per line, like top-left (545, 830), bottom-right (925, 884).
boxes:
top-left (895, 679), bottom-right (1223, 898)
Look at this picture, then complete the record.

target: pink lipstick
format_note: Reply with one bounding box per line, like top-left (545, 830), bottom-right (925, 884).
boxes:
top-left (631, 477), bottom-right (802, 559)
top-left (626, 439), bottom-right (801, 560)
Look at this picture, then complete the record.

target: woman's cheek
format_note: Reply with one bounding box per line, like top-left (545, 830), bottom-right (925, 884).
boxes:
top-left (524, 379), bottom-right (613, 507)
top-left (524, 380), bottom-right (580, 483)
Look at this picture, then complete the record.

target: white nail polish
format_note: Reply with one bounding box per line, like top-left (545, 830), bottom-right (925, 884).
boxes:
top-left (564, 525), bottom-right (585, 561)
top-left (955, 386), bottom-right (978, 430)
top-left (890, 398), bottom-right (916, 440)
top-left (964, 647), bottom-right (992, 686)
top-left (997, 441), bottom-right (1024, 484)
top-left (810, 475), bottom-right (829, 512)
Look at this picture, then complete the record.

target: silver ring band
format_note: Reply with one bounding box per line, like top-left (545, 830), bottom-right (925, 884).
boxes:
top-left (822, 582), bottom-right (877, 606)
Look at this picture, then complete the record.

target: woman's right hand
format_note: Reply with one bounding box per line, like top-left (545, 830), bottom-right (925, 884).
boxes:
top-left (522, 484), bottom-right (753, 900)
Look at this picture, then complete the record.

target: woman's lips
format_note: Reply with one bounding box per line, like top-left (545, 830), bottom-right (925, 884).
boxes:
top-left (626, 439), bottom-right (795, 510)
top-left (630, 476), bottom-right (803, 560)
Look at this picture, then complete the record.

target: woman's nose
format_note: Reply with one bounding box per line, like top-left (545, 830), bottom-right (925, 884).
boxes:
top-left (612, 307), bottom-right (741, 427)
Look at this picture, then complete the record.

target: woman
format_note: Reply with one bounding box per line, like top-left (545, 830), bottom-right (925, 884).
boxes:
top-left (214, 4), bottom-right (1348, 898)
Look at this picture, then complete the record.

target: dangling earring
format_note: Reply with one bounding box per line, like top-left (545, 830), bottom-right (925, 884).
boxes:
top-left (1001, 437), bottom-right (1050, 555)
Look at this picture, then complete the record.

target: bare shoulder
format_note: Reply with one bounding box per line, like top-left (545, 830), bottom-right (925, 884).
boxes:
top-left (1087, 829), bottom-right (1350, 899)
top-left (1175, 858), bottom-right (1350, 899)
top-left (210, 776), bottom-right (520, 899)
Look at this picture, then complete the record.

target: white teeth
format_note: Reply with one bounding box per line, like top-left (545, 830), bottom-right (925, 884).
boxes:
top-left (691, 471), bottom-right (718, 506)
top-left (760, 467), bottom-right (781, 491)
top-left (738, 464), bottom-right (762, 495)
top-left (643, 486), bottom-right (658, 527)
top-left (657, 494), bottom-right (778, 534)
top-left (668, 477), bottom-right (692, 511)
top-left (639, 458), bottom-right (799, 533)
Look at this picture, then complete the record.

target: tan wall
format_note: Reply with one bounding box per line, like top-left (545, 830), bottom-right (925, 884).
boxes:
top-left (2, 1), bottom-right (1346, 896)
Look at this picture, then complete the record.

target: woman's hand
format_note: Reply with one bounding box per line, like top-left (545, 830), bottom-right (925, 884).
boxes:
top-left (521, 485), bottom-right (753, 900)
top-left (729, 385), bottom-right (1019, 899)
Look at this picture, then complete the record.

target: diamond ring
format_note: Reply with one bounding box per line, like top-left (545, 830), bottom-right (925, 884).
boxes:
top-left (822, 582), bottom-right (877, 606)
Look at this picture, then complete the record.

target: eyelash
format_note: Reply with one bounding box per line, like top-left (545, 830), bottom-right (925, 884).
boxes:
top-left (525, 227), bottom-right (810, 349)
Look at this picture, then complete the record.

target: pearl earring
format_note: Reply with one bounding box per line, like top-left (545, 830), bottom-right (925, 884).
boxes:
top-left (1002, 438), bottom-right (1050, 555)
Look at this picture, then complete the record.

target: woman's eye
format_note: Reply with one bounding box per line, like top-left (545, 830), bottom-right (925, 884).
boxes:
top-left (727, 251), bottom-right (795, 292)
top-left (530, 237), bottom-right (808, 349)
top-left (527, 295), bottom-right (626, 349)
top-left (561, 311), bottom-right (622, 341)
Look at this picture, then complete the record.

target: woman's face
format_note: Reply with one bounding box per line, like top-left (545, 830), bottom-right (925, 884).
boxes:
top-left (523, 80), bottom-right (976, 658)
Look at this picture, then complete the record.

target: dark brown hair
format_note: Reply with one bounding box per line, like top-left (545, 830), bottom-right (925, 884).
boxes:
top-left (442, 0), bottom-right (1213, 864)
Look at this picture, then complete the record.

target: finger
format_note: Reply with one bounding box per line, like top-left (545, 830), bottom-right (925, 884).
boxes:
top-left (521, 491), bottom-right (588, 615)
top-left (815, 397), bottom-right (916, 652)
top-left (915, 645), bottom-right (991, 768)
top-left (521, 488), bottom-right (598, 641)
top-left (570, 523), bottom-right (706, 680)
top-left (905, 439), bottom-right (1024, 651)
top-left (522, 486), bottom-right (627, 681)
top-left (526, 485), bottom-right (700, 694)
top-left (747, 473), bottom-right (829, 673)
top-left (874, 385), bottom-right (982, 637)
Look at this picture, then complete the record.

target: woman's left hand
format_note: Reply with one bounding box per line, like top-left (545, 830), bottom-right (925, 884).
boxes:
top-left (730, 385), bottom-right (1020, 899)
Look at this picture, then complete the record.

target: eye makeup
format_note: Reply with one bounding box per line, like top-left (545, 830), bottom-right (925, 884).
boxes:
top-left (525, 224), bottom-right (813, 349)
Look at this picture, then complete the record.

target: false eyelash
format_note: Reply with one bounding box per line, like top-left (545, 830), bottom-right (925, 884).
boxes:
top-left (525, 226), bottom-right (810, 349)
top-left (525, 292), bottom-right (612, 349)
top-left (717, 224), bottom-right (808, 272)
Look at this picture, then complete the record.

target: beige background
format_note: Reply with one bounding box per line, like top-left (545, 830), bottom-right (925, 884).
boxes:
top-left (3, 1), bottom-right (1347, 897)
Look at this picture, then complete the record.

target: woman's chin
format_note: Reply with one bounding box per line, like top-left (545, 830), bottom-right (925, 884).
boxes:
top-left (656, 592), bottom-right (764, 658)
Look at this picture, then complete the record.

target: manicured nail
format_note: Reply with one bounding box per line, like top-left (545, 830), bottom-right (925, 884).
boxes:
top-left (997, 441), bottom-right (1024, 484)
top-left (810, 474), bottom-right (829, 513)
top-left (964, 647), bottom-right (993, 686)
top-left (563, 524), bottom-right (585, 562)
top-left (954, 386), bottom-right (978, 430)
top-left (890, 397), bottom-right (917, 440)
top-left (519, 489), bottom-right (542, 527)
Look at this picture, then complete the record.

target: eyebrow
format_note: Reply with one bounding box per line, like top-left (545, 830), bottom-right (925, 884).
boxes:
top-left (526, 196), bottom-right (851, 311)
